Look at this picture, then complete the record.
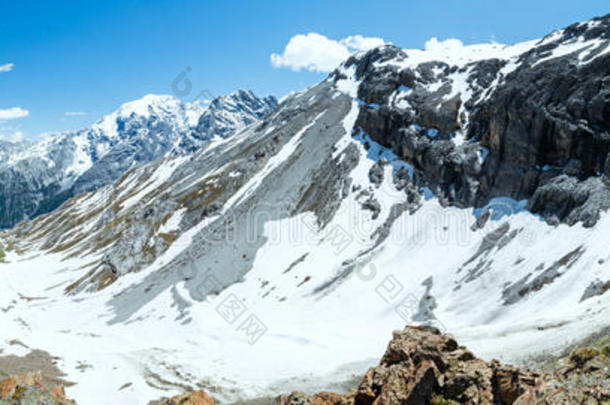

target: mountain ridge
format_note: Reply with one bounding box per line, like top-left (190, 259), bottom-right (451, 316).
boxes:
top-left (0, 90), bottom-right (278, 228)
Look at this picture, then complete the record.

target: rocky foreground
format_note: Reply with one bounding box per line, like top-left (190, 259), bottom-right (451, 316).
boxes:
top-left (4, 326), bottom-right (607, 404)
top-left (277, 326), bottom-right (610, 404)
top-left (0, 372), bottom-right (74, 405)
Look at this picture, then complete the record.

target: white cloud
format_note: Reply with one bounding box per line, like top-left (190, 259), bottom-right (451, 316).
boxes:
top-left (271, 33), bottom-right (387, 73)
top-left (271, 33), bottom-right (350, 73)
top-left (0, 63), bottom-right (14, 73)
top-left (0, 130), bottom-right (24, 143)
top-left (339, 35), bottom-right (386, 51)
top-left (424, 37), bottom-right (465, 53)
top-left (65, 111), bottom-right (87, 116)
top-left (0, 107), bottom-right (29, 120)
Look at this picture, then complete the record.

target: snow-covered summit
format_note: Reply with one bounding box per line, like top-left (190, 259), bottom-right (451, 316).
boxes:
top-left (0, 90), bottom-right (277, 228)
top-left (195, 89), bottom-right (279, 139)
top-left (91, 94), bottom-right (205, 136)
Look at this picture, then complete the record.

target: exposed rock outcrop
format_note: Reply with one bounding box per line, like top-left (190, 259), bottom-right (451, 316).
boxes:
top-left (278, 326), bottom-right (610, 405)
top-left (336, 13), bottom-right (610, 227)
top-left (0, 372), bottom-right (75, 404)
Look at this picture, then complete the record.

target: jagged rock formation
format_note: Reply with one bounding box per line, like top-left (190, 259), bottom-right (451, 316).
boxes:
top-left (278, 326), bottom-right (610, 405)
top-left (341, 14), bottom-right (610, 227)
top-left (0, 91), bottom-right (277, 229)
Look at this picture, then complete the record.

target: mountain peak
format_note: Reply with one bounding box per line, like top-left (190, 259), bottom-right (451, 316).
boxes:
top-left (90, 94), bottom-right (202, 137)
top-left (117, 94), bottom-right (180, 115)
top-left (195, 90), bottom-right (278, 139)
top-left (0, 89), bottom-right (278, 228)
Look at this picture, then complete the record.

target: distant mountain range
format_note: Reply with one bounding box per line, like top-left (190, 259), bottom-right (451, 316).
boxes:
top-left (0, 90), bottom-right (277, 228)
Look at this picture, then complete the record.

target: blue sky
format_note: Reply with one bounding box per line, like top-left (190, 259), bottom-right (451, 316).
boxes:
top-left (1, 0), bottom-right (608, 140)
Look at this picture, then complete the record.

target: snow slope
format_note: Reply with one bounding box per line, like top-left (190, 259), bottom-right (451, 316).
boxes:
top-left (1, 157), bottom-right (608, 403)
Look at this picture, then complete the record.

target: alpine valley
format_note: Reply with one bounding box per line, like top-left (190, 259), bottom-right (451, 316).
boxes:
top-left (1, 13), bottom-right (610, 405)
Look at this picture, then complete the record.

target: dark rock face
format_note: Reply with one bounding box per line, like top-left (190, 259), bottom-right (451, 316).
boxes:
top-left (472, 34), bottom-right (610, 219)
top-left (528, 176), bottom-right (610, 227)
top-left (334, 14), bottom-right (610, 227)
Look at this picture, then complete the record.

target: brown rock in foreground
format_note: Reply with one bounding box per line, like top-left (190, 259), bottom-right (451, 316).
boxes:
top-left (0, 371), bottom-right (76, 404)
top-left (277, 326), bottom-right (610, 405)
top-left (161, 390), bottom-right (215, 405)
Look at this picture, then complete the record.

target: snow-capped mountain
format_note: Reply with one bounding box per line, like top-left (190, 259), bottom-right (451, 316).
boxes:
top-left (196, 89), bottom-right (281, 139)
top-left (0, 14), bottom-right (609, 405)
top-left (0, 90), bottom-right (277, 228)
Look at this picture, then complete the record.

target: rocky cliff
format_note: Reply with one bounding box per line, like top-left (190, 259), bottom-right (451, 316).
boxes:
top-left (343, 14), bottom-right (610, 227)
